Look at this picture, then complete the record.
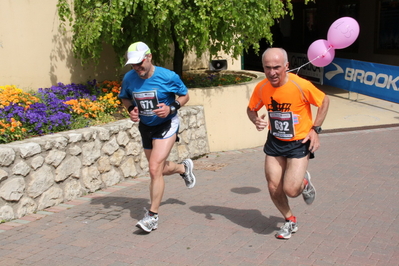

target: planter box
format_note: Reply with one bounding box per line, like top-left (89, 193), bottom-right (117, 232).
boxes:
top-left (186, 70), bottom-right (267, 152)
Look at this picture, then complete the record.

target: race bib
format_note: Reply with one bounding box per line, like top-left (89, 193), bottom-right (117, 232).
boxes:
top-left (133, 90), bottom-right (159, 116)
top-left (268, 111), bottom-right (295, 139)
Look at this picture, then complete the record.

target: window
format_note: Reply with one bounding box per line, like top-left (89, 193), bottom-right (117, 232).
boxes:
top-left (337, 0), bottom-right (359, 52)
top-left (376, 0), bottom-right (399, 53)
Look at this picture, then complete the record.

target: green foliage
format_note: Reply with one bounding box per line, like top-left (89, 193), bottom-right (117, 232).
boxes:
top-left (69, 113), bottom-right (117, 130)
top-left (182, 72), bottom-right (252, 88)
top-left (57, 0), bottom-right (296, 73)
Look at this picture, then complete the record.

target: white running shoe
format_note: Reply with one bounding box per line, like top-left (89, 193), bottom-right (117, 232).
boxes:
top-left (136, 208), bottom-right (158, 233)
top-left (181, 159), bottom-right (196, 188)
top-left (275, 220), bottom-right (298, 239)
top-left (302, 171), bottom-right (316, 205)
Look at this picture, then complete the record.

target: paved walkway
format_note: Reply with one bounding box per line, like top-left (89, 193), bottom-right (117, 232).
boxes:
top-left (1, 88), bottom-right (399, 266)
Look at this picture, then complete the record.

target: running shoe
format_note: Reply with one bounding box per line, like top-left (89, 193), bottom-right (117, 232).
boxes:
top-left (302, 171), bottom-right (316, 205)
top-left (136, 208), bottom-right (158, 233)
top-left (275, 220), bottom-right (298, 239)
top-left (181, 159), bottom-right (196, 188)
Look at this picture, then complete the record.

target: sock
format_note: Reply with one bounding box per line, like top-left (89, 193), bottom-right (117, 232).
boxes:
top-left (303, 178), bottom-right (309, 187)
top-left (148, 210), bottom-right (158, 216)
top-left (286, 215), bottom-right (296, 223)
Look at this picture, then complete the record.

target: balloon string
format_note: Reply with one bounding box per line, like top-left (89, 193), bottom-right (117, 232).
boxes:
top-left (287, 59), bottom-right (316, 74)
top-left (287, 46), bottom-right (333, 74)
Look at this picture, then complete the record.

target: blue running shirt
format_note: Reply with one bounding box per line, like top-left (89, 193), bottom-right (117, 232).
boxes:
top-left (119, 66), bottom-right (188, 126)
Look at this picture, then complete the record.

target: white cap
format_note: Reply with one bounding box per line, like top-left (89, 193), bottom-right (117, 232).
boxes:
top-left (125, 42), bottom-right (151, 65)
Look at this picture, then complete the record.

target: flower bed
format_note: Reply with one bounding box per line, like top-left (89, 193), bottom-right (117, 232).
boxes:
top-left (0, 81), bottom-right (124, 144)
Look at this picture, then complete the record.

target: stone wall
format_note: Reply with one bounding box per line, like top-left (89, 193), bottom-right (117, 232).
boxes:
top-left (0, 106), bottom-right (209, 221)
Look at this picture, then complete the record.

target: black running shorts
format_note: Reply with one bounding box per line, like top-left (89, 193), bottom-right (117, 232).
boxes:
top-left (264, 132), bottom-right (314, 159)
top-left (138, 116), bottom-right (179, 149)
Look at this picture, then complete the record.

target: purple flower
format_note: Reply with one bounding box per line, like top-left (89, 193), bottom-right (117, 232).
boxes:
top-left (0, 80), bottom-right (107, 138)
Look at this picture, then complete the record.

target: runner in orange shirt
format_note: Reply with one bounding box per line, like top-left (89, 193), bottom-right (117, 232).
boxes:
top-left (247, 47), bottom-right (329, 239)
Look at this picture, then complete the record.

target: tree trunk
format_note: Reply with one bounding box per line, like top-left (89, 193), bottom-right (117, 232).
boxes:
top-left (171, 26), bottom-right (184, 77)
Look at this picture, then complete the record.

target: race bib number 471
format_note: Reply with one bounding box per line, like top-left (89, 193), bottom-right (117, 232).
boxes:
top-left (133, 90), bottom-right (159, 116)
top-left (268, 111), bottom-right (295, 139)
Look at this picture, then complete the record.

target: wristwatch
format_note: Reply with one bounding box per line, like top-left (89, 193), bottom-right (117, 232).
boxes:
top-left (170, 105), bottom-right (176, 114)
top-left (312, 126), bottom-right (322, 134)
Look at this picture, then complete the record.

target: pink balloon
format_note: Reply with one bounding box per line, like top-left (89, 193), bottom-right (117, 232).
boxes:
top-left (327, 17), bottom-right (360, 49)
top-left (307, 39), bottom-right (335, 67)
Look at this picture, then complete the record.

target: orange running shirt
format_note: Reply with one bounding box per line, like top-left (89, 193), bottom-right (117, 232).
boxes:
top-left (248, 73), bottom-right (325, 141)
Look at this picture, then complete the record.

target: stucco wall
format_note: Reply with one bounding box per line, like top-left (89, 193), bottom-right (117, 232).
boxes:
top-left (0, 1), bottom-right (241, 91)
top-left (0, 1), bottom-right (122, 91)
top-left (187, 70), bottom-right (268, 152)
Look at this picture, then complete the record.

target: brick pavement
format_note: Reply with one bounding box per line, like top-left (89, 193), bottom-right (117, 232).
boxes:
top-left (1, 127), bottom-right (399, 266)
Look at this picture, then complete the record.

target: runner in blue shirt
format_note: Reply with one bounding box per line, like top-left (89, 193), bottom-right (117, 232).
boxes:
top-left (119, 42), bottom-right (196, 233)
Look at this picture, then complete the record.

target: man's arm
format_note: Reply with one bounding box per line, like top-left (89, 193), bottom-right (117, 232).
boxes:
top-left (121, 98), bottom-right (139, 122)
top-left (176, 93), bottom-right (189, 107)
top-left (302, 95), bottom-right (330, 152)
top-left (313, 95), bottom-right (330, 127)
top-left (247, 107), bottom-right (268, 131)
top-left (121, 98), bottom-right (134, 110)
top-left (155, 93), bottom-right (190, 118)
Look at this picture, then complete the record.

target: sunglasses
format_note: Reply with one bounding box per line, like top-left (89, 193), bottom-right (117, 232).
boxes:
top-left (132, 57), bottom-right (147, 67)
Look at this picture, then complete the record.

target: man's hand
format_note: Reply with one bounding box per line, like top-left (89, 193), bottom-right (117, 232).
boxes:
top-left (302, 129), bottom-right (320, 152)
top-left (129, 106), bottom-right (140, 122)
top-left (153, 103), bottom-right (170, 118)
top-left (255, 114), bottom-right (268, 131)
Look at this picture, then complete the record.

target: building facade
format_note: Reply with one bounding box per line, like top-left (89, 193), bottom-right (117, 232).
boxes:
top-left (244, 0), bottom-right (399, 71)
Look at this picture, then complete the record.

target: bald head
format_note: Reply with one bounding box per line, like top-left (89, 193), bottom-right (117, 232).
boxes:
top-left (261, 47), bottom-right (289, 87)
top-left (262, 48), bottom-right (288, 64)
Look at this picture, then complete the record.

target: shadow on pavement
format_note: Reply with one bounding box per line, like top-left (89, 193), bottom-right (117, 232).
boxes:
top-left (89, 196), bottom-right (186, 220)
top-left (190, 205), bottom-right (282, 235)
top-left (230, 186), bottom-right (262, 195)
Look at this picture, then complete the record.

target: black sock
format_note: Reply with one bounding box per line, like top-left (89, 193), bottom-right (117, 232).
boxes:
top-left (148, 210), bottom-right (158, 216)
